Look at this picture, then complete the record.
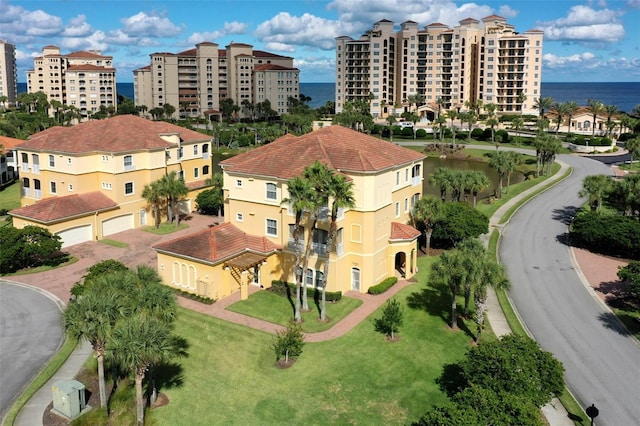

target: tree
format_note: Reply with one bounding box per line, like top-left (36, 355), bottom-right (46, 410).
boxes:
top-left (319, 173), bottom-right (355, 321)
top-left (564, 100), bottom-right (579, 133)
top-left (429, 167), bottom-right (453, 202)
top-left (517, 91), bottom-right (527, 114)
top-left (159, 171), bottom-right (189, 226)
top-left (586, 98), bottom-right (604, 136)
top-left (459, 334), bottom-right (565, 407)
top-left (444, 109), bottom-right (458, 141)
top-left (617, 261), bottom-right (640, 302)
top-left (625, 137), bottom-right (640, 172)
top-left (162, 103), bottom-right (176, 120)
top-left (272, 324), bottom-right (305, 365)
top-left (511, 115), bottom-right (524, 143)
top-left (283, 175), bottom-right (315, 323)
top-left (64, 286), bottom-right (126, 408)
top-left (195, 187), bottom-right (224, 215)
top-left (430, 248), bottom-right (466, 329)
top-left (431, 202), bottom-right (489, 247)
top-left (579, 174), bottom-right (614, 213)
top-left (534, 135), bottom-right (561, 177)
top-left (533, 96), bottom-right (555, 117)
top-left (488, 151), bottom-right (515, 198)
top-left (411, 196), bottom-right (442, 255)
top-left (142, 181), bottom-right (164, 229)
top-left (374, 298), bottom-right (404, 340)
top-left (467, 171), bottom-right (490, 208)
top-left (109, 314), bottom-right (184, 425)
top-left (0, 225), bottom-right (64, 273)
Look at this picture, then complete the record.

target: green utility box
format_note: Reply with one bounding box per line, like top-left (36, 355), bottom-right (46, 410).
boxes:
top-left (51, 379), bottom-right (86, 419)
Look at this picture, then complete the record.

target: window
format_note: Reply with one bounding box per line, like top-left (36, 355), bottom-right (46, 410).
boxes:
top-left (236, 213), bottom-right (243, 222)
top-left (177, 147), bottom-right (184, 159)
top-left (193, 145), bottom-right (199, 155)
top-left (395, 202), bottom-right (400, 217)
top-left (266, 219), bottom-right (278, 236)
top-left (178, 170), bottom-right (184, 181)
top-left (124, 155), bottom-right (133, 170)
top-left (306, 269), bottom-right (314, 287)
top-left (396, 171), bottom-right (400, 185)
top-left (203, 165), bottom-right (210, 175)
top-left (49, 155), bottom-right (55, 168)
top-left (404, 198), bottom-right (409, 212)
top-left (194, 168), bottom-right (199, 178)
top-left (236, 179), bottom-right (243, 188)
top-left (50, 181), bottom-right (56, 194)
top-left (125, 182), bottom-right (134, 195)
top-left (68, 184), bottom-right (73, 191)
top-left (266, 183), bottom-right (277, 200)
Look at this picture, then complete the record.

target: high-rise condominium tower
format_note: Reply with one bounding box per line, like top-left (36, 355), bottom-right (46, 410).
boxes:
top-left (336, 15), bottom-right (543, 118)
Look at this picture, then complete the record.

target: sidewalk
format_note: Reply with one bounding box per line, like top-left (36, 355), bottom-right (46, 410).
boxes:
top-left (12, 159), bottom-right (597, 426)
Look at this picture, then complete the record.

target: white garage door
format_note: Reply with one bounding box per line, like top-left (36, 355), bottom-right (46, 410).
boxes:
top-left (102, 214), bottom-right (134, 236)
top-left (57, 225), bottom-right (92, 248)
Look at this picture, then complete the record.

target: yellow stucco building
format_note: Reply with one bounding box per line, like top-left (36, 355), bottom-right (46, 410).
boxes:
top-left (9, 115), bottom-right (212, 247)
top-left (154, 125), bottom-right (425, 299)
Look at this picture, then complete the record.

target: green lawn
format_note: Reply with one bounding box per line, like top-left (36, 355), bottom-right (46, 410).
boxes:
top-left (226, 290), bottom-right (363, 333)
top-left (143, 222), bottom-right (189, 234)
top-left (0, 181), bottom-right (21, 211)
top-left (149, 256), bottom-right (479, 425)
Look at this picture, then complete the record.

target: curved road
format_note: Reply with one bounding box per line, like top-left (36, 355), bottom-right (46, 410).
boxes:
top-left (0, 280), bottom-right (65, 420)
top-left (500, 154), bottom-right (640, 426)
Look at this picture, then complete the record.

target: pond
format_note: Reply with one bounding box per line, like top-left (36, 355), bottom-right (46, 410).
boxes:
top-left (423, 157), bottom-right (525, 201)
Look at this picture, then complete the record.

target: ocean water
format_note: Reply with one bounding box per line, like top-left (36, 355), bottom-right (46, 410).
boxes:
top-left (18, 82), bottom-right (639, 113)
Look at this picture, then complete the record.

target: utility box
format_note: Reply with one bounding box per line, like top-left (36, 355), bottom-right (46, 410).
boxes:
top-left (51, 379), bottom-right (86, 419)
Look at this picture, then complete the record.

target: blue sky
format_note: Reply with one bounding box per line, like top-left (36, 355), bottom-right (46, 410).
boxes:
top-left (2, 0), bottom-right (639, 83)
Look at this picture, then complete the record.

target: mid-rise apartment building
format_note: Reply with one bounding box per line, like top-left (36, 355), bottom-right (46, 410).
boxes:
top-left (336, 16), bottom-right (543, 117)
top-left (133, 42), bottom-right (299, 119)
top-left (26, 45), bottom-right (117, 119)
top-left (0, 40), bottom-right (18, 106)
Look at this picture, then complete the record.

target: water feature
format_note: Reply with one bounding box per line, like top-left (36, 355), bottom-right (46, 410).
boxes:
top-left (423, 156), bottom-right (525, 201)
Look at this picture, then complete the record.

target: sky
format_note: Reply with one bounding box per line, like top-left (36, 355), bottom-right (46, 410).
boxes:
top-left (1, 0), bottom-right (639, 83)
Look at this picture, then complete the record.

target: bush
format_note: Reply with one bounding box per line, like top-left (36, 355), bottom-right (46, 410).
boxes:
top-left (401, 127), bottom-right (414, 137)
top-left (174, 288), bottom-right (215, 304)
top-left (272, 324), bottom-right (305, 363)
top-left (570, 211), bottom-right (640, 259)
top-left (471, 128), bottom-right (484, 139)
top-left (618, 133), bottom-right (635, 142)
top-left (195, 188), bottom-right (223, 215)
top-left (617, 261), bottom-right (640, 302)
top-left (432, 202), bottom-right (489, 248)
top-left (480, 128), bottom-right (492, 141)
top-left (0, 225), bottom-right (64, 274)
top-left (270, 280), bottom-right (343, 302)
top-left (415, 128), bottom-right (427, 138)
top-left (368, 277), bottom-right (398, 294)
top-left (374, 298), bottom-right (404, 339)
top-left (496, 129), bottom-right (510, 143)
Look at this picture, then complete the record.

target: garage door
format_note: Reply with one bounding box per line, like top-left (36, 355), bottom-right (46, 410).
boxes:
top-left (102, 214), bottom-right (134, 236)
top-left (57, 225), bottom-right (92, 248)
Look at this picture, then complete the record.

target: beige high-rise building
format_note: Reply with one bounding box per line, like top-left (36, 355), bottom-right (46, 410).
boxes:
top-left (336, 15), bottom-right (543, 117)
top-left (26, 45), bottom-right (117, 119)
top-left (133, 42), bottom-right (299, 119)
top-left (0, 40), bottom-right (18, 106)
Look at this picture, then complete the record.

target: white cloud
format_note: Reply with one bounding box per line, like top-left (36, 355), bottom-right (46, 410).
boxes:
top-left (186, 21), bottom-right (248, 45)
top-left (543, 52), bottom-right (597, 68)
top-left (538, 5), bottom-right (625, 42)
top-left (628, 0), bottom-right (640, 8)
top-left (62, 15), bottom-right (93, 37)
top-left (120, 11), bottom-right (182, 38)
top-left (59, 31), bottom-right (108, 53)
top-left (255, 12), bottom-right (345, 51)
top-left (264, 42), bottom-right (296, 53)
top-left (498, 5), bottom-right (519, 18)
top-left (542, 52), bottom-right (640, 80)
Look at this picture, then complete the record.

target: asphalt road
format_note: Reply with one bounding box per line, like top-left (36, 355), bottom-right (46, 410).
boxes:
top-left (500, 154), bottom-right (640, 426)
top-left (0, 280), bottom-right (65, 419)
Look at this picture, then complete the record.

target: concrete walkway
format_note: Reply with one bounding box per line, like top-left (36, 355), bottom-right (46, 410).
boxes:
top-left (10, 154), bottom-right (614, 426)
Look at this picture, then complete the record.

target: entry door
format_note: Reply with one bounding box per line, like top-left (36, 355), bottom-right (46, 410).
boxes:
top-left (351, 268), bottom-right (360, 291)
top-left (251, 265), bottom-right (261, 286)
top-left (140, 209), bottom-right (147, 226)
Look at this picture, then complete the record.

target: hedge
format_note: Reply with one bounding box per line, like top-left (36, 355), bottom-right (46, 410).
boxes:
top-left (570, 211), bottom-right (640, 259)
top-left (174, 288), bottom-right (215, 304)
top-left (270, 280), bottom-right (343, 302)
top-left (368, 277), bottom-right (398, 294)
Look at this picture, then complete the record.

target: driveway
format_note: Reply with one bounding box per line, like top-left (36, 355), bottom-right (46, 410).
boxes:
top-left (0, 281), bottom-right (65, 419)
top-left (500, 154), bottom-right (640, 426)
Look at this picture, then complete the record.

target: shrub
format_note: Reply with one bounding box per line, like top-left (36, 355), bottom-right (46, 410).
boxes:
top-left (174, 288), bottom-right (215, 304)
top-left (432, 202), bottom-right (489, 248)
top-left (416, 128), bottom-right (427, 138)
top-left (570, 211), bottom-right (640, 259)
top-left (617, 261), bottom-right (640, 302)
top-left (368, 277), bottom-right (398, 294)
top-left (374, 298), bottom-right (404, 340)
top-left (401, 127), bottom-right (414, 137)
top-left (0, 225), bottom-right (64, 274)
top-left (272, 324), bottom-right (305, 363)
top-left (618, 133), bottom-right (635, 142)
top-left (471, 128), bottom-right (484, 139)
top-left (496, 129), bottom-right (509, 143)
top-left (195, 188), bottom-right (223, 215)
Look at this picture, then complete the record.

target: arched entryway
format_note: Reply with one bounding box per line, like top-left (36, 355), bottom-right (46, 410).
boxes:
top-left (395, 252), bottom-right (407, 278)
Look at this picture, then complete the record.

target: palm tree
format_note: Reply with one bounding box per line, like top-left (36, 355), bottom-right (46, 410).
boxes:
top-left (534, 136), bottom-right (562, 177)
top-left (142, 181), bottom-right (163, 228)
top-left (434, 115), bottom-right (447, 141)
top-left (445, 109), bottom-right (458, 141)
top-left (615, 174), bottom-right (640, 216)
top-left (586, 98), bottom-right (604, 136)
top-left (625, 138), bottom-right (640, 172)
top-left (159, 171), bottom-right (189, 226)
top-left (564, 101), bottom-right (579, 133)
top-left (533, 97), bottom-right (555, 117)
top-left (604, 104), bottom-right (619, 138)
top-left (579, 174), bottom-right (614, 213)
top-left (283, 176), bottom-right (315, 323)
top-left (464, 112), bottom-right (478, 141)
top-left (473, 259), bottom-right (509, 341)
top-left (319, 173), bottom-right (355, 321)
top-left (300, 162), bottom-right (331, 313)
top-left (430, 248), bottom-right (467, 330)
top-left (511, 116), bottom-right (524, 144)
top-left (205, 173), bottom-right (225, 217)
top-left (517, 91), bottom-right (527, 114)
top-left (109, 314), bottom-right (184, 426)
top-left (468, 171), bottom-right (491, 207)
top-left (411, 196), bottom-right (442, 255)
top-left (489, 151), bottom-right (515, 198)
top-left (429, 167), bottom-right (453, 202)
top-left (63, 287), bottom-right (126, 408)
top-left (552, 102), bottom-right (569, 135)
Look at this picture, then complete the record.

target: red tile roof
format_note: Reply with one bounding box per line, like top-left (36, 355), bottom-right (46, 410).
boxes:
top-left (390, 222), bottom-right (421, 241)
top-left (220, 125), bottom-right (425, 179)
top-left (67, 64), bottom-right (115, 71)
top-left (10, 192), bottom-right (118, 223)
top-left (19, 115), bottom-right (210, 154)
top-left (0, 135), bottom-right (25, 153)
top-left (153, 222), bottom-right (280, 265)
top-left (254, 64), bottom-right (298, 71)
top-left (66, 50), bottom-right (111, 59)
